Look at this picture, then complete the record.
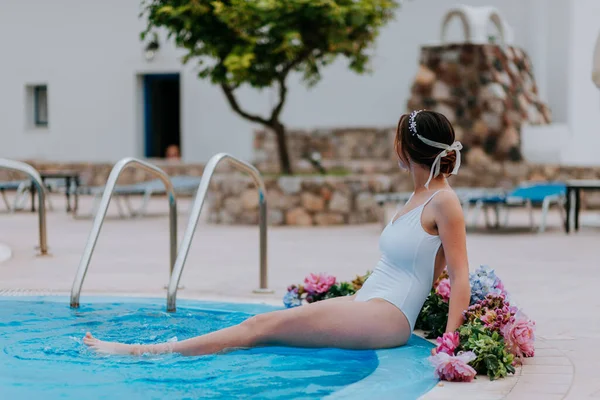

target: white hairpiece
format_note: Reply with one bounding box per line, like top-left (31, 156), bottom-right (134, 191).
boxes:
top-left (409, 109), bottom-right (423, 136)
top-left (407, 110), bottom-right (463, 189)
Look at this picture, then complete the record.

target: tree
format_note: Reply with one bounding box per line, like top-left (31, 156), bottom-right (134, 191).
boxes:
top-left (141, 0), bottom-right (398, 174)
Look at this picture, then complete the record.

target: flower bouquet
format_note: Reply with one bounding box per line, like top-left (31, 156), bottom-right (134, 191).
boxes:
top-left (283, 266), bottom-right (535, 382)
top-left (283, 272), bottom-right (371, 308)
top-left (424, 266), bottom-right (536, 381)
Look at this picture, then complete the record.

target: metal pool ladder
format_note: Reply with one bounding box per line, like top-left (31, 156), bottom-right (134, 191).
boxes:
top-left (166, 153), bottom-right (272, 312)
top-left (0, 159), bottom-right (49, 255)
top-left (70, 158), bottom-right (177, 308)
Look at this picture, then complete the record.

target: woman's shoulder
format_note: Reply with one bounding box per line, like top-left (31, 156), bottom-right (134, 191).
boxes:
top-left (429, 189), bottom-right (464, 219)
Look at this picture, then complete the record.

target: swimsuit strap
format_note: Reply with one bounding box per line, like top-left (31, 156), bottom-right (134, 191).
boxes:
top-left (422, 189), bottom-right (451, 208)
top-left (390, 190), bottom-right (450, 224)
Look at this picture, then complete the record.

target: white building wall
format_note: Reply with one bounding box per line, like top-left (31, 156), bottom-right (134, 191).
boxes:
top-left (522, 0), bottom-right (600, 165)
top-left (282, 0), bottom-right (529, 129)
top-left (536, 0), bottom-right (571, 124)
top-left (0, 0), bottom-right (590, 165)
top-left (563, 0), bottom-right (600, 165)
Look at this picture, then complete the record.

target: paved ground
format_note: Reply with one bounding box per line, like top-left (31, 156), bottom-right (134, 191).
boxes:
top-left (1, 194), bottom-right (598, 399)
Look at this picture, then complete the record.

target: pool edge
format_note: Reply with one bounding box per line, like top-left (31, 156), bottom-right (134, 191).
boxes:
top-left (0, 294), bottom-right (573, 400)
top-left (0, 294), bottom-right (438, 399)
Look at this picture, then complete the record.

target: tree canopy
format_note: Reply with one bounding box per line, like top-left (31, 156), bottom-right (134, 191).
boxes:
top-left (141, 0), bottom-right (398, 173)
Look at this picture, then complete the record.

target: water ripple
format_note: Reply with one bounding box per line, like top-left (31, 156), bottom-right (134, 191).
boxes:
top-left (0, 299), bottom-right (433, 399)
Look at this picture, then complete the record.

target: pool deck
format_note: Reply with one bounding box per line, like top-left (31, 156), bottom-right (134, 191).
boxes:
top-left (0, 195), bottom-right (596, 400)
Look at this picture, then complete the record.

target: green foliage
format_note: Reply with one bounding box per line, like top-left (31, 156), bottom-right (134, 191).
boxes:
top-left (141, 0), bottom-right (398, 89)
top-left (289, 271), bottom-right (372, 305)
top-left (141, 0), bottom-right (398, 174)
top-left (325, 281), bottom-right (357, 299)
top-left (415, 290), bottom-right (449, 339)
top-left (458, 322), bottom-right (516, 381)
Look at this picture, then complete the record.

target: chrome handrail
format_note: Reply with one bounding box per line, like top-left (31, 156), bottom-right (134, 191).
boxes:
top-left (0, 159), bottom-right (49, 255)
top-left (70, 157), bottom-right (177, 308)
top-left (167, 153), bottom-right (270, 312)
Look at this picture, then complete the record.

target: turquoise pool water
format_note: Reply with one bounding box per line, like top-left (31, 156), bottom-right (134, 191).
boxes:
top-left (0, 297), bottom-right (437, 399)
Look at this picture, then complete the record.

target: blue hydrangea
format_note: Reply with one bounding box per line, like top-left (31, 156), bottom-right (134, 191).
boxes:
top-left (469, 265), bottom-right (504, 304)
top-left (283, 290), bottom-right (303, 308)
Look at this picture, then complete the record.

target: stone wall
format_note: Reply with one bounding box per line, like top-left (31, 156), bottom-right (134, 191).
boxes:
top-left (408, 44), bottom-right (551, 161)
top-left (208, 163), bottom-right (600, 226)
top-left (254, 127), bottom-right (395, 174)
top-left (254, 45), bottom-right (554, 174)
top-left (0, 160), bottom-right (204, 186)
top-left (5, 158), bottom-right (600, 226)
top-left (256, 46), bottom-right (551, 171)
top-left (207, 175), bottom-right (397, 226)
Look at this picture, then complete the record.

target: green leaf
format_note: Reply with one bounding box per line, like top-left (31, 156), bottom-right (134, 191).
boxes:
top-left (157, 5), bottom-right (174, 14)
top-left (141, 0), bottom-right (398, 89)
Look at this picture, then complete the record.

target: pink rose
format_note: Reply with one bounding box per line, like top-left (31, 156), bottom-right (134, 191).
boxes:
top-left (501, 310), bottom-right (535, 358)
top-left (435, 331), bottom-right (460, 355)
top-left (429, 351), bottom-right (477, 382)
top-left (435, 278), bottom-right (451, 301)
top-left (303, 273), bottom-right (336, 294)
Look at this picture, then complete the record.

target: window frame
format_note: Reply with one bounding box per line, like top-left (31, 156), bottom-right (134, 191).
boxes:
top-left (33, 85), bottom-right (48, 127)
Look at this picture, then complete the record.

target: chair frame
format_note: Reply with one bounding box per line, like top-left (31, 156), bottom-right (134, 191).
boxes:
top-left (469, 186), bottom-right (566, 233)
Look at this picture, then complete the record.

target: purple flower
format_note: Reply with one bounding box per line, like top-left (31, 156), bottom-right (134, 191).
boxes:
top-left (464, 293), bottom-right (515, 332)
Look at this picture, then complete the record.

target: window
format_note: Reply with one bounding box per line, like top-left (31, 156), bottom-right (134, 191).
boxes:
top-left (33, 85), bottom-right (48, 127)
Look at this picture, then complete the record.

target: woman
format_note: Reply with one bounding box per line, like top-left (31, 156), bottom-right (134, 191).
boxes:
top-left (84, 110), bottom-right (471, 356)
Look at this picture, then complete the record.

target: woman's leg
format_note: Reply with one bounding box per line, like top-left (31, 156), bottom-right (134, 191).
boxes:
top-left (83, 296), bottom-right (410, 356)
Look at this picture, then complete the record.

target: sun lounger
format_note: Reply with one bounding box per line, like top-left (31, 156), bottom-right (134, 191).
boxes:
top-left (0, 181), bottom-right (26, 210)
top-left (77, 176), bottom-right (202, 218)
top-left (468, 182), bottom-right (566, 232)
top-left (375, 187), bottom-right (506, 227)
top-left (0, 180), bottom-right (55, 212)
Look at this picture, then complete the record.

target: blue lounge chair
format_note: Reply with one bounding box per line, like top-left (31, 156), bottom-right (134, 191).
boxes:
top-left (469, 182), bottom-right (566, 232)
top-left (375, 187), bottom-right (506, 228)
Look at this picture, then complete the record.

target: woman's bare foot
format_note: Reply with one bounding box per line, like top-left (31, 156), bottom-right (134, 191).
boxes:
top-left (83, 332), bottom-right (140, 355)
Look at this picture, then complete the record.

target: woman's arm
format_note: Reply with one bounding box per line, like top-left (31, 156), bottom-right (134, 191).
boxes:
top-left (433, 192), bottom-right (471, 333)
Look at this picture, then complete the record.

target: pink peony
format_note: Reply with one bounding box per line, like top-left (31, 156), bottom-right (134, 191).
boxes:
top-left (429, 351), bottom-right (478, 382)
top-left (435, 332), bottom-right (460, 355)
top-left (303, 273), bottom-right (336, 294)
top-left (435, 278), bottom-right (451, 301)
top-left (501, 310), bottom-right (535, 358)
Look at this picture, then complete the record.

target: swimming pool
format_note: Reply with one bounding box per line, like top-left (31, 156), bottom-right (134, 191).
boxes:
top-left (0, 297), bottom-right (437, 399)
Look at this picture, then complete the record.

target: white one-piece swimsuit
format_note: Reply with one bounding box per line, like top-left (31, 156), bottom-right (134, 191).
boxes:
top-left (355, 190), bottom-right (446, 331)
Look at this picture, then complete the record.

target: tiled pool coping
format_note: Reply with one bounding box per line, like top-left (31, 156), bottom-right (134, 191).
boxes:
top-left (420, 336), bottom-right (573, 400)
top-left (0, 291), bottom-right (573, 400)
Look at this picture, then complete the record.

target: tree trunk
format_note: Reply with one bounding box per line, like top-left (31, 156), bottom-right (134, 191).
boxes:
top-left (272, 121), bottom-right (293, 175)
